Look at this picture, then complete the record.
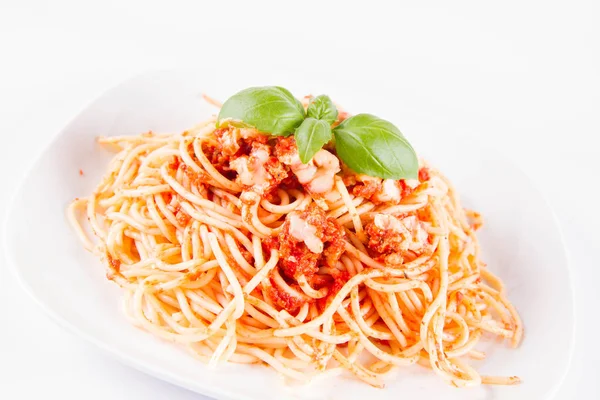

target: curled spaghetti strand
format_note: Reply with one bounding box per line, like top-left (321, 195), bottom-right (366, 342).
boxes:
top-left (69, 113), bottom-right (522, 388)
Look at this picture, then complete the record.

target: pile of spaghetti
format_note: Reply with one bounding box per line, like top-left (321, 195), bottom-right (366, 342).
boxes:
top-left (69, 112), bottom-right (522, 388)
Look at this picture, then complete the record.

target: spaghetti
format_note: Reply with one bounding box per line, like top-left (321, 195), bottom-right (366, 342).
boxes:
top-left (69, 109), bottom-right (522, 388)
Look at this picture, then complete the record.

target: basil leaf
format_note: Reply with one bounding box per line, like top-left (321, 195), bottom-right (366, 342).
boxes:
top-left (333, 114), bottom-right (418, 179)
top-left (295, 118), bottom-right (333, 164)
top-left (217, 86), bottom-right (305, 136)
top-left (307, 95), bottom-right (338, 124)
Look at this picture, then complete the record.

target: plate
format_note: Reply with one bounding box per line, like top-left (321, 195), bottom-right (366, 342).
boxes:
top-left (3, 69), bottom-right (574, 400)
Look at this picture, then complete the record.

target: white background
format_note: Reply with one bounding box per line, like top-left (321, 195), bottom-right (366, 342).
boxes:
top-left (0, 1), bottom-right (598, 399)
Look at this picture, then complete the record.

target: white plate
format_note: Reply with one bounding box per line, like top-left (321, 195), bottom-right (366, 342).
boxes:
top-left (4, 69), bottom-right (574, 400)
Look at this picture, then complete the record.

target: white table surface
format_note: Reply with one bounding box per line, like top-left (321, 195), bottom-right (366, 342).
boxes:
top-left (1, 1), bottom-right (598, 399)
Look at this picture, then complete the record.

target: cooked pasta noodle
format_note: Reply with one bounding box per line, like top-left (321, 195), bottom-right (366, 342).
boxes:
top-left (69, 105), bottom-right (522, 388)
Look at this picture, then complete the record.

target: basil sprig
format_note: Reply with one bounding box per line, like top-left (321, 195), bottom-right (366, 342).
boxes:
top-left (295, 118), bottom-right (332, 163)
top-left (218, 86), bottom-right (305, 136)
top-left (307, 95), bottom-right (338, 124)
top-left (217, 86), bottom-right (418, 179)
top-left (334, 114), bottom-right (418, 179)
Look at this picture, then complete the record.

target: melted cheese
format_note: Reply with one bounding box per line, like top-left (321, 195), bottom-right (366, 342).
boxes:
top-left (404, 179), bottom-right (420, 189)
top-left (229, 146), bottom-right (272, 193)
top-left (373, 179), bottom-right (401, 202)
top-left (373, 214), bottom-right (428, 251)
top-left (288, 213), bottom-right (323, 254)
top-left (278, 147), bottom-right (340, 194)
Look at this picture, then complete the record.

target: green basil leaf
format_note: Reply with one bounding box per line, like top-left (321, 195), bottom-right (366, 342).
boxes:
top-left (295, 118), bottom-right (333, 164)
top-left (217, 86), bottom-right (305, 136)
top-left (333, 114), bottom-right (418, 179)
top-left (307, 95), bottom-right (338, 124)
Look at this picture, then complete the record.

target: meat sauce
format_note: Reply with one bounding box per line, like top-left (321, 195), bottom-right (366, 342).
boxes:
top-left (365, 214), bottom-right (430, 266)
top-left (264, 203), bottom-right (347, 312)
top-left (189, 127), bottom-right (434, 313)
top-left (347, 167), bottom-right (431, 205)
top-left (278, 203), bottom-right (345, 279)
